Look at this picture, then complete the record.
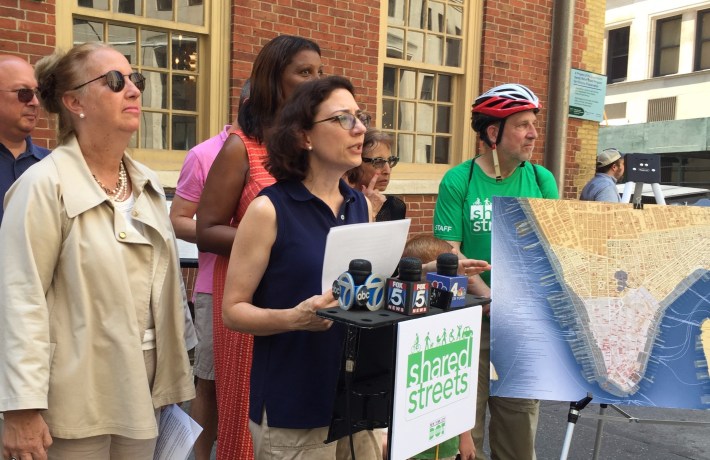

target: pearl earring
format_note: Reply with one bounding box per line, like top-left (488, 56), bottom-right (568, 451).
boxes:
top-left (308, 145), bottom-right (313, 151)
top-left (79, 113), bottom-right (85, 119)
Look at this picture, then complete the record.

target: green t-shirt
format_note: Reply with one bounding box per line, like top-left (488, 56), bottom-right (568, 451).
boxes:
top-left (433, 159), bottom-right (559, 286)
top-left (411, 436), bottom-right (459, 459)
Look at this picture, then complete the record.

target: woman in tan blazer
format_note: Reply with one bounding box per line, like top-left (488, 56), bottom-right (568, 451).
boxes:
top-left (0, 42), bottom-right (196, 460)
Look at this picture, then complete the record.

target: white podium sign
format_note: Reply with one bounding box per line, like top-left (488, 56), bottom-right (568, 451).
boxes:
top-left (390, 307), bottom-right (481, 460)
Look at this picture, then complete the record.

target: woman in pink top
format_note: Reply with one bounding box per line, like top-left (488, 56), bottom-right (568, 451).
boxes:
top-left (196, 35), bottom-right (323, 460)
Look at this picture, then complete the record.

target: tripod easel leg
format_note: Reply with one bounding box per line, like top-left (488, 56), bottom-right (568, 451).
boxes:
top-left (559, 393), bottom-right (593, 460)
top-left (591, 404), bottom-right (607, 460)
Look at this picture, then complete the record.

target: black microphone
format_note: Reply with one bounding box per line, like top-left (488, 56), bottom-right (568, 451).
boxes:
top-left (385, 257), bottom-right (429, 315)
top-left (332, 259), bottom-right (387, 311)
top-left (427, 252), bottom-right (468, 310)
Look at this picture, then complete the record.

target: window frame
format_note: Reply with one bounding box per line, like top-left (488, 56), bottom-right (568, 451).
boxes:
top-left (57, 0), bottom-right (230, 182)
top-left (653, 15), bottom-right (682, 77)
top-left (606, 26), bottom-right (630, 83)
top-left (377, 0), bottom-right (483, 193)
top-left (694, 9), bottom-right (710, 71)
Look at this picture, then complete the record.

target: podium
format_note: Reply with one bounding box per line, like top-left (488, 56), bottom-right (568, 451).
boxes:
top-left (317, 294), bottom-right (489, 459)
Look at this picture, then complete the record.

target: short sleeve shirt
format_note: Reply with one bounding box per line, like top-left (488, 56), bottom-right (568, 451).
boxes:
top-left (433, 160), bottom-right (558, 286)
top-left (579, 173), bottom-right (620, 202)
top-left (174, 126), bottom-right (231, 295)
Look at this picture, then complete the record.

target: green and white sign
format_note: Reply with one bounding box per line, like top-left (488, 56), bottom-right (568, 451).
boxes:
top-left (569, 68), bottom-right (607, 123)
top-left (390, 307), bottom-right (482, 460)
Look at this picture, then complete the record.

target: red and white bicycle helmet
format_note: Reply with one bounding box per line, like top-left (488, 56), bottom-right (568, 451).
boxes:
top-left (471, 83), bottom-right (541, 147)
top-left (472, 83), bottom-right (541, 119)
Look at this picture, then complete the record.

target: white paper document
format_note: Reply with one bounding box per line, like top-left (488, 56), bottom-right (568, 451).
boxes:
top-left (166, 200), bottom-right (198, 260)
top-left (153, 404), bottom-right (203, 460)
top-left (321, 219), bottom-right (411, 292)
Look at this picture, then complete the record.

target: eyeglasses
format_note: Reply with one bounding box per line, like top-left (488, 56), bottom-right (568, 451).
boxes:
top-left (0, 88), bottom-right (40, 103)
top-left (72, 70), bottom-right (146, 93)
top-left (362, 156), bottom-right (399, 169)
top-left (314, 111), bottom-right (371, 130)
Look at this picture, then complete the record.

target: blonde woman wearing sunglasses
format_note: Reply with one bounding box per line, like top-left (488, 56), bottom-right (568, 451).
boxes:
top-left (345, 128), bottom-right (406, 222)
top-left (0, 43), bottom-right (196, 460)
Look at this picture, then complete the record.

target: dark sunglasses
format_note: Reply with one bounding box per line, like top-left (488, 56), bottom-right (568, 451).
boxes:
top-left (72, 70), bottom-right (146, 93)
top-left (314, 111), bottom-right (371, 130)
top-left (362, 156), bottom-right (399, 169)
top-left (1, 88), bottom-right (40, 103)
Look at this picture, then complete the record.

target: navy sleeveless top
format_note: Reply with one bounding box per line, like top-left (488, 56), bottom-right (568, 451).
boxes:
top-left (249, 179), bottom-right (369, 428)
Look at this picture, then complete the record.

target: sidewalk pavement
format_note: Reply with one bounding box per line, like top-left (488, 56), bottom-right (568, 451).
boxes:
top-left (479, 400), bottom-right (710, 460)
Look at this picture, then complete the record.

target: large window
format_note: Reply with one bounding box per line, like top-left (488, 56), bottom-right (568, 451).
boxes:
top-left (654, 16), bottom-right (681, 77)
top-left (383, 0), bottom-right (466, 166)
top-left (66, 0), bottom-right (228, 175)
top-left (74, 20), bottom-right (200, 151)
top-left (75, 1), bottom-right (205, 153)
top-left (695, 9), bottom-right (710, 71)
top-left (606, 26), bottom-right (629, 83)
top-left (76, 0), bottom-right (204, 25)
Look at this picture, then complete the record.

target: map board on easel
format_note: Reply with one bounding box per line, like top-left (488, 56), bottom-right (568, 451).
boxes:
top-left (489, 197), bottom-right (710, 409)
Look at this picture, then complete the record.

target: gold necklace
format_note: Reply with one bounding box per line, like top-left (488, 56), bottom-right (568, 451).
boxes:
top-left (93, 161), bottom-right (128, 201)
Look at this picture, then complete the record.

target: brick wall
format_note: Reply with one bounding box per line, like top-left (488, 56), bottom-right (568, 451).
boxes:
top-left (402, 0), bottom-right (605, 237)
top-left (570, 0), bottom-right (607, 199)
top-left (182, 266), bottom-right (198, 302)
top-left (229, 0), bottom-right (380, 121)
top-left (400, 194), bottom-right (437, 235)
top-left (479, 0), bottom-right (554, 163)
top-left (479, 0), bottom-right (605, 200)
top-left (0, 0), bottom-right (57, 150)
top-left (0, 0), bottom-right (605, 231)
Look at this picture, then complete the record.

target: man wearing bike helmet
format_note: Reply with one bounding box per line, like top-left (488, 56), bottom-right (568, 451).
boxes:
top-left (433, 83), bottom-right (559, 460)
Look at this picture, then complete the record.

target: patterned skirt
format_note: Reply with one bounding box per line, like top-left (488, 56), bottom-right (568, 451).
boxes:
top-left (212, 255), bottom-right (254, 460)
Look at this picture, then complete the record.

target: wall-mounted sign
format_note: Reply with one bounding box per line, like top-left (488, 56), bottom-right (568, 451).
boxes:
top-left (569, 68), bottom-right (607, 123)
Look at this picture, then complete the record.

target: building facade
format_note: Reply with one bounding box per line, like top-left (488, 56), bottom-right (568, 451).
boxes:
top-left (602, 0), bottom-right (710, 191)
top-left (2, 0), bottom-right (605, 233)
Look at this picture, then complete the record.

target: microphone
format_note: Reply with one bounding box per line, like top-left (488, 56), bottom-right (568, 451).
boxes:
top-left (426, 252), bottom-right (468, 310)
top-left (332, 259), bottom-right (387, 311)
top-left (385, 257), bottom-right (429, 315)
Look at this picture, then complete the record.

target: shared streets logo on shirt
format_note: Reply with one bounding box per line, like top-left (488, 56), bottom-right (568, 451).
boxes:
top-left (470, 198), bottom-right (492, 233)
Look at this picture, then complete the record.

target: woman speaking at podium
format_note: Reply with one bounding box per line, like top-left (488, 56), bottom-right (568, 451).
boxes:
top-left (221, 76), bottom-right (381, 459)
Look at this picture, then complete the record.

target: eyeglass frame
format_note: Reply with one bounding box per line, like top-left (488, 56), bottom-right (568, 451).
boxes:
top-left (72, 70), bottom-right (146, 93)
top-left (0, 88), bottom-right (40, 103)
top-left (361, 156), bottom-right (399, 169)
top-left (313, 110), bottom-right (371, 130)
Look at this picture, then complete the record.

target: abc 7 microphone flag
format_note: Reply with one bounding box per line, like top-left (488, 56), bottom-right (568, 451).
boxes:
top-left (332, 259), bottom-right (387, 311)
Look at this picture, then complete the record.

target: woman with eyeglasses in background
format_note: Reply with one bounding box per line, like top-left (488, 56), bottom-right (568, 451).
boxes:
top-left (345, 128), bottom-right (406, 222)
top-left (0, 43), bottom-right (196, 460)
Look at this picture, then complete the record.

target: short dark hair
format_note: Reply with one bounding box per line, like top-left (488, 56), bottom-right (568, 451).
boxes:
top-left (266, 75), bottom-right (355, 182)
top-left (471, 113), bottom-right (501, 147)
top-left (346, 128), bottom-right (393, 185)
top-left (238, 35), bottom-right (321, 143)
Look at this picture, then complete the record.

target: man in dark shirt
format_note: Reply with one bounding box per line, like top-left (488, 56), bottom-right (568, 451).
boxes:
top-left (0, 55), bottom-right (50, 224)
